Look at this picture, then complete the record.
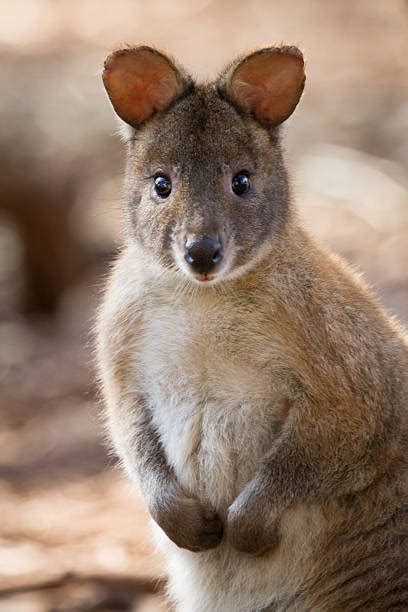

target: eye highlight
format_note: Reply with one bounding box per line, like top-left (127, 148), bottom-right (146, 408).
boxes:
top-left (232, 172), bottom-right (251, 196)
top-left (154, 175), bottom-right (172, 198)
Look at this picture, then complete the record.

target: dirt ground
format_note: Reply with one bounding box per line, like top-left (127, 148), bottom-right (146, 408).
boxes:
top-left (1, 1), bottom-right (407, 610)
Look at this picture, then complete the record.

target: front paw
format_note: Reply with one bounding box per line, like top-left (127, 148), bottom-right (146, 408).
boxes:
top-left (149, 481), bottom-right (223, 553)
top-left (227, 482), bottom-right (280, 555)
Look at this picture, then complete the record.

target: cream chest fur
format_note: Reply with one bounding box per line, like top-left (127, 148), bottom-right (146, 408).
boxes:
top-left (99, 246), bottom-right (320, 611)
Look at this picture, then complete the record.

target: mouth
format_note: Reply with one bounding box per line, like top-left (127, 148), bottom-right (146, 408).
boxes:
top-left (187, 270), bottom-right (221, 285)
top-left (195, 272), bottom-right (215, 282)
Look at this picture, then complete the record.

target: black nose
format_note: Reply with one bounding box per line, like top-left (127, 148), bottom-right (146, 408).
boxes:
top-left (184, 238), bottom-right (223, 275)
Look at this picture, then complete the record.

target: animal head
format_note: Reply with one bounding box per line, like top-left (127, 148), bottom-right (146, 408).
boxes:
top-left (102, 45), bottom-right (305, 285)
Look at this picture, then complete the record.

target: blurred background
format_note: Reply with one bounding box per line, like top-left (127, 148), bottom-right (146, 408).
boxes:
top-left (0, 1), bottom-right (407, 610)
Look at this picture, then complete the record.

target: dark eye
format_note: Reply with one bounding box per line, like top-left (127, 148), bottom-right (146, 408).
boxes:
top-left (154, 175), bottom-right (172, 198)
top-left (232, 172), bottom-right (251, 196)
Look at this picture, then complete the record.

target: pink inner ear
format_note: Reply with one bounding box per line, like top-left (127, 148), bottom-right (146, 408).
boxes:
top-left (230, 50), bottom-right (305, 126)
top-left (103, 49), bottom-right (183, 126)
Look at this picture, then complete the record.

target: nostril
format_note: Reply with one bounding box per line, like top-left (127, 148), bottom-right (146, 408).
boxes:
top-left (212, 247), bottom-right (223, 264)
top-left (185, 250), bottom-right (194, 265)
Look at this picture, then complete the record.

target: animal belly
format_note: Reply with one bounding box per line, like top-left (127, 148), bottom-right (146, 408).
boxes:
top-left (193, 398), bottom-right (281, 510)
top-left (140, 306), bottom-right (289, 508)
top-left (153, 500), bottom-right (322, 612)
top-left (144, 358), bottom-right (316, 611)
top-left (149, 388), bottom-right (285, 511)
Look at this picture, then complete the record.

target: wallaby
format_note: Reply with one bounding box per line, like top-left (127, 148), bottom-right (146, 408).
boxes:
top-left (97, 45), bottom-right (408, 611)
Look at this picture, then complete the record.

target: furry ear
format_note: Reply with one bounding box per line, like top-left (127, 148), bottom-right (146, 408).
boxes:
top-left (102, 46), bottom-right (192, 127)
top-left (219, 46), bottom-right (305, 127)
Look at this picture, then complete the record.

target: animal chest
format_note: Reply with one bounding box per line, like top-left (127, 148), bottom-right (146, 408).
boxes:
top-left (138, 292), bottom-right (292, 509)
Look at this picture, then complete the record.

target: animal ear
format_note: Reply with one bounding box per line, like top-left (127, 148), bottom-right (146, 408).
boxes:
top-left (219, 46), bottom-right (305, 127)
top-left (102, 46), bottom-right (192, 127)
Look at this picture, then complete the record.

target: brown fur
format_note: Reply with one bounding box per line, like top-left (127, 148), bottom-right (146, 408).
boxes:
top-left (97, 46), bottom-right (408, 610)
